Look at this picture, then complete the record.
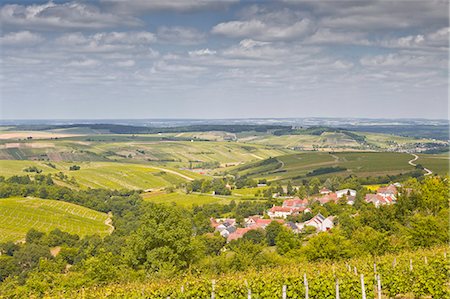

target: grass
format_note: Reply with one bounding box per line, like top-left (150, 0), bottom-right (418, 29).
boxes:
top-left (417, 153), bottom-right (449, 176)
top-left (0, 160), bottom-right (202, 190)
top-left (232, 186), bottom-right (269, 197)
top-left (142, 191), bottom-right (242, 207)
top-left (233, 152), bottom-right (420, 181)
top-left (0, 137), bottom-right (292, 169)
top-left (0, 197), bottom-right (110, 242)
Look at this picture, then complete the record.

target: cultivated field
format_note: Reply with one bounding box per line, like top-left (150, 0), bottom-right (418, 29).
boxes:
top-left (142, 191), bottom-right (243, 207)
top-left (417, 153), bottom-right (449, 176)
top-left (0, 197), bottom-right (110, 242)
top-left (233, 152), bottom-right (419, 181)
top-left (0, 160), bottom-right (201, 190)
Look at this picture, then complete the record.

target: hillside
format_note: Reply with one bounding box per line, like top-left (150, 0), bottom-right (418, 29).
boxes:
top-left (0, 160), bottom-right (200, 190)
top-left (0, 197), bottom-right (110, 242)
top-left (231, 152), bottom-right (436, 181)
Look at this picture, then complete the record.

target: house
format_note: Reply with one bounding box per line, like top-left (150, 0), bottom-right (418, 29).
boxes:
top-left (346, 195), bottom-right (356, 205)
top-left (267, 206), bottom-right (309, 219)
top-left (315, 192), bottom-right (338, 205)
top-left (227, 227), bottom-right (253, 242)
top-left (298, 213), bottom-right (335, 232)
top-left (365, 194), bottom-right (395, 208)
top-left (320, 188), bottom-right (332, 195)
top-left (336, 189), bottom-right (357, 198)
top-left (282, 198), bottom-right (308, 208)
top-left (376, 184), bottom-right (398, 199)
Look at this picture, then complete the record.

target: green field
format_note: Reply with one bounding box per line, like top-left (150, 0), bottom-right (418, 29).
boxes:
top-left (142, 191), bottom-right (242, 207)
top-left (417, 153), bottom-right (449, 176)
top-left (233, 152), bottom-right (420, 181)
top-left (0, 136), bottom-right (292, 169)
top-left (0, 197), bottom-right (110, 242)
top-left (0, 160), bottom-right (202, 190)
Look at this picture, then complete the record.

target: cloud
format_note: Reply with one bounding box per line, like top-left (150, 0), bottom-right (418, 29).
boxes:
top-left (379, 27), bottom-right (449, 50)
top-left (115, 60), bottom-right (135, 67)
top-left (310, 0), bottom-right (448, 31)
top-left (212, 18), bottom-right (312, 41)
top-left (66, 59), bottom-right (101, 67)
top-left (156, 26), bottom-right (205, 45)
top-left (54, 31), bottom-right (156, 53)
top-left (305, 28), bottom-right (370, 45)
top-left (360, 53), bottom-right (445, 69)
top-left (0, 31), bottom-right (44, 45)
top-left (0, 2), bottom-right (140, 30)
top-left (189, 48), bottom-right (217, 57)
top-left (101, 0), bottom-right (237, 13)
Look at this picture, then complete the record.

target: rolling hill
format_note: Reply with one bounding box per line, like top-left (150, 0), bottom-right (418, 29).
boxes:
top-left (0, 197), bottom-right (111, 242)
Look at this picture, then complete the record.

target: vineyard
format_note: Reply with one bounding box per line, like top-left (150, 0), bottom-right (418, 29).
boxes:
top-left (12, 247), bottom-right (448, 299)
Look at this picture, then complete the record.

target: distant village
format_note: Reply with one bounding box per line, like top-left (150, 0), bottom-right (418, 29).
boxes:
top-left (211, 183), bottom-right (400, 243)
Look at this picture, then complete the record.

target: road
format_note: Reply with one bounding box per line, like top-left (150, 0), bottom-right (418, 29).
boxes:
top-left (151, 166), bottom-right (195, 181)
top-left (408, 154), bottom-right (433, 176)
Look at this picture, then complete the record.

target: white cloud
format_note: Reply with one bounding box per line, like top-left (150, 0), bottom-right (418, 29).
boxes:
top-left (54, 31), bottom-right (156, 53)
top-left (66, 59), bottom-right (101, 67)
top-left (115, 60), bottom-right (135, 67)
top-left (360, 53), bottom-right (445, 69)
top-left (101, 0), bottom-right (237, 13)
top-left (212, 18), bottom-right (312, 41)
top-left (189, 48), bottom-right (217, 57)
top-left (0, 2), bottom-right (140, 29)
top-left (156, 26), bottom-right (205, 45)
top-left (0, 31), bottom-right (44, 45)
top-left (378, 27), bottom-right (449, 50)
top-left (305, 28), bottom-right (370, 45)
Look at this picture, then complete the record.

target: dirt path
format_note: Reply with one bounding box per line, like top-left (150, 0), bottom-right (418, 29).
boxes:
top-left (105, 212), bottom-right (114, 234)
top-left (408, 154), bottom-right (433, 176)
top-left (151, 166), bottom-right (194, 181)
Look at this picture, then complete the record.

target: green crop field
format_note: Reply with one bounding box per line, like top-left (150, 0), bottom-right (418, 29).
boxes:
top-left (233, 152), bottom-right (420, 181)
top-left (142, 191), bottom-right (243, 207)
top-left (232, 186), bottom-right (269, 197)
top-left (0, 197), bottom-right (110, 242)
top-left (0, 160), bottom-right (202, 190)
top-left (0, 136), bottom-right (292, 169)
top-left (417, 153), bottom-right (449, 176)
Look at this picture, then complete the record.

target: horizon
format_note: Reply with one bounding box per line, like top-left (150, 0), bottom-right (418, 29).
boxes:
top-left (1, 1), bottom-right (448, 119)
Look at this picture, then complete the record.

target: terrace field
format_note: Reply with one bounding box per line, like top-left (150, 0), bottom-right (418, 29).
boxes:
top-left (0, 160), bottom-right (202, 190)
top-left (142, 191), bottom-right (244, 207)
top-left (0, 136), bottom-right (292, 169)
top-left (0, 197), bottom-right (110, 242)
top-left (232, 152), bottom-right (423, 181)
top-left (417, 153), bottom-right (449, 176)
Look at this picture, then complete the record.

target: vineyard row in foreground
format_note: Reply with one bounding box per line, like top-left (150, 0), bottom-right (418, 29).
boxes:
top-left (16, 246), bottom-right (448, 299)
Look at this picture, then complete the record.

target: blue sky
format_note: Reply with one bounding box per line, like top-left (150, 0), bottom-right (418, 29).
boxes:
top-left (0, 0), bottom-right (448, 119)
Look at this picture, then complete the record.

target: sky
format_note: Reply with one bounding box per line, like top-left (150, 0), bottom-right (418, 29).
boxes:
top-left (0, 0), bottom-right (448, 120)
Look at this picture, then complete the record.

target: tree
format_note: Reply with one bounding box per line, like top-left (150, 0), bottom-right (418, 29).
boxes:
top-left (275, 228), bottom-right (300, 255)
top-left (265, 221), bottom-right (283, 246)
top-left (309, 178), bottom-right (321, 195)
top-left (26, 229), bottom-right (45, 244)
top-left (302, 231), bottom-right (351, 261)
top-left (243, 229), bottom-right (266, 244)
top-left (14, 243), bottom-right (51, 273)
top-left (125, 204), bottom-right (196, 272)
top-left (286, 181), bottom-right (294, 196)
top-left (408, 212), bottom-right (448, 248)
top-left (351, 226), bottom-right (389, 256)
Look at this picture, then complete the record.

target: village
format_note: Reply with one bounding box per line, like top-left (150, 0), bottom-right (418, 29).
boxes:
top-left (211, 184), bottom-right (400, 243)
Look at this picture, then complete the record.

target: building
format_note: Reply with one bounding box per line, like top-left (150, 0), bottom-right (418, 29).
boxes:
top-left (320, 188), bottom-right (332, 195)
top-left (297, 213), bottom-right (335, 232)
top-left (336, 189), bottom-right (357, 198)
top-left (315, 192), bottom-right (338, 205)
top-left (365, 193), bottom-right (395, 208)
top-left (282, 198), bottom-right (308, 208)
top-left (376, 184), bottom-right (398, 199)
